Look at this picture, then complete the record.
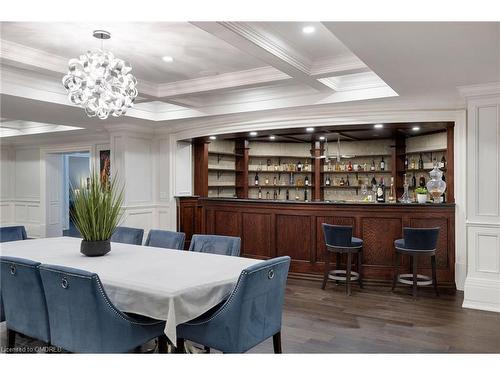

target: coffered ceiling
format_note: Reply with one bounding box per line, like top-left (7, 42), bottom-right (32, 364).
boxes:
top-left (1, 22), bottom-right (499, 141)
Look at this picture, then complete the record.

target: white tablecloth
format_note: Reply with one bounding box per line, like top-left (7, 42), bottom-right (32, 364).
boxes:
top-left (0, 237), bottom-right (261, 343)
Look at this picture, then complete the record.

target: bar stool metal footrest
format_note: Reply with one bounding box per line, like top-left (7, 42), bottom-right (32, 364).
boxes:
top-left (397, 273), bottom-right (432, 286)
top-left (328, 270), bottom-right (359, 282)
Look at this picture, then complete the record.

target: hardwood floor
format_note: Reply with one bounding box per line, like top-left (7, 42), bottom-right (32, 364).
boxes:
top-left (1, 278), bottom-right (499, 353)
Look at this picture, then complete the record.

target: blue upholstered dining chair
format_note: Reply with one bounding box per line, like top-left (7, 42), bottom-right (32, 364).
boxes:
top-left (188, 234), bottom-right (241, 257)
top-left (176, 256), bottom-right (291, 353)
top-left (0, 225), bottom-right (27, 243)
top-left (392, 227), bottom-right (440, 299)
top-left (39, 264), bottom-right (167, 353)
top-left (145, 229), bottom-right (186, 250)
top-left (0, 226), bottom-right (28, 323)
top-left (110, 226), bottom-right (144, 245)
top-left (0, 256), bottom-right (51, 348)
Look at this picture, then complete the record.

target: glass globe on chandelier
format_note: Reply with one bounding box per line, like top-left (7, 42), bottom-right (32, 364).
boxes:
top-left (62, 30), bottom-right (138, 120)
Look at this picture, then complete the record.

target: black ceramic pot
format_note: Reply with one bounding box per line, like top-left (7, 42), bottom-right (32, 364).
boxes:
top-left (80, 240), bottom-right (111, 257)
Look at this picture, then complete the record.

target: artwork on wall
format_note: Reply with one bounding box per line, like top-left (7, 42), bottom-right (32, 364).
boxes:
top-left (99, 149), bottom-right (111, 187)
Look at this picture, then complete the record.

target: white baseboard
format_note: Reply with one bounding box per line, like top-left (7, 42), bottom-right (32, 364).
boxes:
top-left (463, 277), bottom-right (500, 313)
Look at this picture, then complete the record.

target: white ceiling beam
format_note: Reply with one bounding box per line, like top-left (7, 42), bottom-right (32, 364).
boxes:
top-left (191, 22), bottom-right (333, 92)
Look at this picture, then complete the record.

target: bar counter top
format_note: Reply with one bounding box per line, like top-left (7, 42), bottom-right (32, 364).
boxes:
top-left (199, 197), bottom-right (455, 208)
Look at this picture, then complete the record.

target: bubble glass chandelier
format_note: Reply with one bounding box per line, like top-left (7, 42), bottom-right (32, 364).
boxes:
top-left (62, 30), bottom-right (138, 120)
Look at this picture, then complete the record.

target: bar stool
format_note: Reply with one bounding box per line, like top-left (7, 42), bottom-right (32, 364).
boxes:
top-left (392, 227), bottom-right (440, 299)
top-left (321, 224), bottom-right (363, 296)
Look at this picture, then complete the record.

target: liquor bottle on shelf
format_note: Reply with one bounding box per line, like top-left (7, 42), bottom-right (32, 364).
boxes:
top-left (304, 189), bottom-right (308, 202)
top-left (305, 176), bottom-right (310, 186)
top-left (325, 175), bottom-right (331, 186)
top-left (340, 177), bottom-right (345, 186)
top-left (297, 161), bottom-right (303, 172)
top-left (380, 156), bottom-right (385, 171)
top-left (412, 173), bottom-right (417, 188)
top-left (418, 153), bottom-right (424, 169)
top-left (258, 187), bottom-right (262, 199)
top-left (347, 161), bottom-right (353, 171)
top-left (289, 172), bottom-right (295, 185)
top-left (388, 176), bottom-right (396, 202)
top-left (363, 162), bottom-right (368, 171)
top-left (274, 163), bottom-right (278, 172)
top-left (370, 159), bottom-right (376, 171)
top-left (440, 155), bottom-right (446, 169)
top-left (266, 159), bottom-right (272, 171)
top-left (335, 162), bottom-right (340, 172)
top-left (304, 160), bottom-right (310, 172)
top-left (340, 162), bottom-right (346, 172)
top-left (286, 189), bottom-right (290, 200)
top-left (266, 191), bottom-right (270, 200)
top-left (371, 175), bottom-right (377, 188)
top-left (273, 176), bottom-right (277, 186)
top-left (404, 155), bottom-right (409, 170)
top-left (254, 173), bottom-right (259, 186)
top-left (346, 175), bottom-right (350, 186)
top-left (419, 175), bottom-right (426, 187)
top-left (273, 189), bottom-right (278, 200)
top-left (265, 176), bottom-right (269, 185)
top-left (295, 189), bottom-right (300, 201)
top-left (411, 158), bottom-right (416, 170)
top-left (376, 178), bottom-right (386, 203)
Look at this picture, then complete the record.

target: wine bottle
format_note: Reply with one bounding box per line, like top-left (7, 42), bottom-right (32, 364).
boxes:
top-left (258, 187), bottom-right (262, 199)
top-left (419, 175), bottom-right (426, 187)
top-left (273, 189), bottom-right (278, 200)
top-left (297, 161), bottom-right (303, 172)
top-left (380, 156), bottom-right (385, 171)
top-left (286, 189), bottom-right (290, 200)
top-left (289, 172), bottom-right (294, 185)
top-left (411, 158), bottom-right (416, 170)
top-left (371, 176), bottom-right (377, 188)
top-left (418, 153), bottom-right (424, 169)
top-left (266, 191), bottom-right (270, 200)
top-left (404, 155), bottom-right (409, 169)
top-left (370, 159), bottom-right (376, 171)
top-left (265, 176), bottom-right (269, 185)
top-left (325, 175), bottom-right (331, 186)
top-left (388, 176), bottom-right (396, 202)
top-left (305, 176), bottom-right (310, 186)
top-left (273, 176), bottom-right (277, 186)
top-left (376, 178), bottom-right (386, 202)
top-left (412, 173), bottom-right (417, 188)
top-left (304, 189), bottom-right (308, 202)
top-left (346, 175), bottom-right (350, 186)
top-left (440, 155), bottom-right (446, 169)
top-left (254, 173), bottom-right (259, 186)
top-left (304, 160), bottom-right (310, 172)
top-left (347, 161), bottom-right (353, 171)
top-left (340, 177), bottom-right (345, 186)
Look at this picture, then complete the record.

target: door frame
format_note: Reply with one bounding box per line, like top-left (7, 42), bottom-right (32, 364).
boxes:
top-left (40, 144), bottom-right (96, 237)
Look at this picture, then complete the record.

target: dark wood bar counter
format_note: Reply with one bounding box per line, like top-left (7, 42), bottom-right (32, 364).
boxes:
top-left (177, 197), bottom-right (456, 285)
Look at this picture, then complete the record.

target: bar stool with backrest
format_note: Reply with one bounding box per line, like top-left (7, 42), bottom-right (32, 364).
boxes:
top-left (321, 224), bottom-right (363, 296)
top-left (392, 227), bottom-right (440, 299)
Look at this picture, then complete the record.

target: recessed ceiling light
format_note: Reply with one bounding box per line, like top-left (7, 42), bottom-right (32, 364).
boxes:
top-left (162, 56), bottom-right (174, 63)
top-left (374, 124), bottom-right (384, 129)
top-left (209, 136), bottom-right (217, 140)
top-left (249, 131), bottom-right (258, 136)
top-left (269, 135), bottom-right (276, 140)
top-left (306, 127), bottom-right (315, 132)
top-left (412, 126), bottom-right (420, 131)
top-left (302, 26), bottom-right (316, 34)
top-left (319, 136), bottom-right (326, 140)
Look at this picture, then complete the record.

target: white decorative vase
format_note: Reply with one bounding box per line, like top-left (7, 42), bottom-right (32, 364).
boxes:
top-left (417, 193), bottom-right (428, 204)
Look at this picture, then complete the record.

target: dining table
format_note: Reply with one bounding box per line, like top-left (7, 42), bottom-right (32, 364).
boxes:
top-left (0, 236), bottom-right (261, 343)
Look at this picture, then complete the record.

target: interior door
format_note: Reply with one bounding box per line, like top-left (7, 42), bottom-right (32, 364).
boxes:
top-left (46, 153), bottom-right (64, 237)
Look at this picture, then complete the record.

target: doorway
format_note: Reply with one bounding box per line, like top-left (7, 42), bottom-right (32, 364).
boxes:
top-left (44, 151), bottom-right (90, 237)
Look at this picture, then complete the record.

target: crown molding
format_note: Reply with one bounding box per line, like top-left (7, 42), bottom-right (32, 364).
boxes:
top-left (310, 55), bottom-right (370, 78)
top-left (458, 82), bottom-right (500, 99)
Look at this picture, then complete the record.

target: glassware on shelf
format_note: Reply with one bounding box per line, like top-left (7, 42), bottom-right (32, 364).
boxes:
top-left (426, 164), bottom-right (447, 203)
top-left (399, 173), bottom-right (412, 203)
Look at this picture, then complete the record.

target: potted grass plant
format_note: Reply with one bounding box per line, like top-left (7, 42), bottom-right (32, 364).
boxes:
top-left (71, 170), bottom-right (124, 257)
top-left (415, 186), bottom-right (428, 204)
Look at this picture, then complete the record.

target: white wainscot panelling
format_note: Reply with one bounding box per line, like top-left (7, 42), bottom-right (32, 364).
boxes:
top-left (468, 226), bottom-right (500, 277)
top-left (11, 200), bottom-right (41, 237)
top-left (158, 208), bottom-right (172, 230)
top-left (125, 137), bottom-right (153, 204)
top-left (15, 203), bottom-right (27, 222)
top-left (122, 207), bottom-right (155, 241)
top-left (0, 202), bottom-right (13, 223)
top-left (476, 105), bottom-right (499, 217)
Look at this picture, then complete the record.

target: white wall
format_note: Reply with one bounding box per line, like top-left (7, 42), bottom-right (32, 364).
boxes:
top-left (463, 91), bottom-right (500, 313)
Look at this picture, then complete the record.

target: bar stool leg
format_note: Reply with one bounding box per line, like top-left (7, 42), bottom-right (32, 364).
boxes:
top-left (357, 250), bottom-right (363, 289)
top-left (412, 254), bottom-right (418, 299)
top-left (346, 252), bottom-right (352, 296)
top-left (321, 251), bottom-right (331, 290)
top-left (335, 253), bottom-right (341, 285)
top-left (392, 252), bottom-right (400, 291)
top-left (431, 254), bottom-right (439, 297)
